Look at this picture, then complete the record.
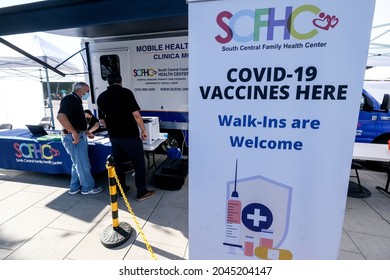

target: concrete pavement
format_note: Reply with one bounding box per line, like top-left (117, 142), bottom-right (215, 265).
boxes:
top-left (0, 155), bottom-right (389, 260)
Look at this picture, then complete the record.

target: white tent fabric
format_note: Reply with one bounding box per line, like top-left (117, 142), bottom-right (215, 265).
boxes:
top-left (365, 66), bottom-right (390, 81)
top-left (0, 33), bottom-right (84, 81)
top-left (364, 0), bottom-right (390, 99)
top-left (0, 33), bottom-right (85, 129)
top-left (367, 0), bottom-right (390, 66)
top-left (367, 23), bottom-right (390, 67)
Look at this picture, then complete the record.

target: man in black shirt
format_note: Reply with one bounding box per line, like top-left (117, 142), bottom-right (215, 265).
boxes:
top-left (97, 74), bottom-right (156, 201)
top-left (57, 82), bottom-right (103, 195)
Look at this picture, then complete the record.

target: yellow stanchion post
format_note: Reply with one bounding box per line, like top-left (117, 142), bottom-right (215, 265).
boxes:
top-left (101, 155), bottom-right (132, 248)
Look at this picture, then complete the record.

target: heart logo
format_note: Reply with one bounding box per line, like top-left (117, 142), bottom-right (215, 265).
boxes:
top-left (50, 148), bottom-right (60, 157)
top-left (313, 13), bottom-right (339, 31)
top-left (313, 18), bottom-right (329, 29)
top-left (330, 17), bottom-right (339, 28)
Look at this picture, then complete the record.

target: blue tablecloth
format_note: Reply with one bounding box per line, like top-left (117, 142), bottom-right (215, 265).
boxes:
top-left (0, 129), bottom-right (112, 175)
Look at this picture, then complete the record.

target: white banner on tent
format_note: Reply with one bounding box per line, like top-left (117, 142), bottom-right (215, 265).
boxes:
top-left (188, 0), bottom-right (375, 259)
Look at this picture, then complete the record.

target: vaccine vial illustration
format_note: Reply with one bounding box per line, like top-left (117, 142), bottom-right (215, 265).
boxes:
top-left (244, 235), bottom-right (254, 256)
top-left (260, 229), bottom-right (274, 248)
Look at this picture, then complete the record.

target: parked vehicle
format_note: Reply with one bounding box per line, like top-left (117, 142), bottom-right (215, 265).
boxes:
top-left (356, 89), bottom-right (390, 143)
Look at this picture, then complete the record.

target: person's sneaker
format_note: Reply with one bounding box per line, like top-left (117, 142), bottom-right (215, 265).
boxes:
top-left (118, 185), bottom-right (131, 198)
top-left (136, 190), bottom-right (156, 202)
top-left (81, 186), bottom-right (104, 195)
top-left (68, 189), bottom-right (81, 195)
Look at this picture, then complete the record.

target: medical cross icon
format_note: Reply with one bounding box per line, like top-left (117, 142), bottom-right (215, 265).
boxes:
top-left (246, 208), bottom-right (267, 227)
top-left (241, 203), bottom-right (273, 232)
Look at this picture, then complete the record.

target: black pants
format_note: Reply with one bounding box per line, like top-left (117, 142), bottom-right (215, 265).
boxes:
top-left (110, 136), bottom-right (147, 198)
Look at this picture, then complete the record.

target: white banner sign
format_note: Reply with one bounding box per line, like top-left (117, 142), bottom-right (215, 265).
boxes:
top-left (129, 36), bottom-right (189, 112)
top-left (188, 0), bottom-right (375, 259)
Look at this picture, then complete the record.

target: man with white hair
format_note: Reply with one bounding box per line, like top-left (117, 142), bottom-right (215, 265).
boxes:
top-left (57, 81), bottom-right (103, 195)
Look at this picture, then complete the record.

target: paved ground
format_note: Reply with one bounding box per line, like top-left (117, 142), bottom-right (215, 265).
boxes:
top-left (339, 163), bottom-right (390, 260)
top-left (0, 156), bottom-right (389, 260)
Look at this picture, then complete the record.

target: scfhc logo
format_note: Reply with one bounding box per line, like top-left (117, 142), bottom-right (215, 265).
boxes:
top-left (215, 5), bottom-right (339, 44)
top-left (133, 68), bottom-right (157, 77)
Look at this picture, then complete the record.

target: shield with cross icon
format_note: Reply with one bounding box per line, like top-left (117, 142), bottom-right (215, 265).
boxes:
top-left (225, 174), bottom-right (293, 254)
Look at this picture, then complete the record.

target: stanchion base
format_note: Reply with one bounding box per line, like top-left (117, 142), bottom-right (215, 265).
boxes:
top-left (348, 182), bottom-right (371, 198)
top-left (101, 222), bottom-right (132, 248)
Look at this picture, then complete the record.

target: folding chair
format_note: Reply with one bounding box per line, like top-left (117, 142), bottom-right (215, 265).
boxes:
top-left (39, 116), bottom-right (53, 129)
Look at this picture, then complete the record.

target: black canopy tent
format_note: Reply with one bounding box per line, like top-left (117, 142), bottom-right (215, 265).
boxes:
top-left (0, 0), bottom-right (188, 38)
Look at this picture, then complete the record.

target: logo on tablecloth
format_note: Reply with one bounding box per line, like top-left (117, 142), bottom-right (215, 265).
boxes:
top-left (14, 142), bottom-right (60, 160)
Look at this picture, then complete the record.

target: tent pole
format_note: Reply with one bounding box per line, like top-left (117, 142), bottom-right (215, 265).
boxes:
top-left (45, 67), bottom-right (55, 129)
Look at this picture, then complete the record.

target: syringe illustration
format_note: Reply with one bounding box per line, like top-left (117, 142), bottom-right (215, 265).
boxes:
top-left (223, 159), bottom-right (242, 251)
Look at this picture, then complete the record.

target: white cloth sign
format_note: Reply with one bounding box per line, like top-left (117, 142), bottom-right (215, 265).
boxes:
top-left (188, 0), bottom-right (375, 259)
